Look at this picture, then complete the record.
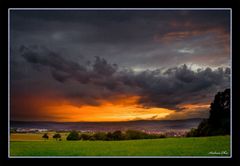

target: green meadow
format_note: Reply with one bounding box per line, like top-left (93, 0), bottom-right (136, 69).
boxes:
top-left (10, 134), bottom-right (230, 157)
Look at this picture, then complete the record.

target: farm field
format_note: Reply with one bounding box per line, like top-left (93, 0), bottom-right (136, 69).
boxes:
top-left (10, 134), bottom-right (230, 157)
top-left (10, 132), bottom-right (69, 141)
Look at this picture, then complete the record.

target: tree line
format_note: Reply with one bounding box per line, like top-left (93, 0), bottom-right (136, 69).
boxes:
top-left (66, 130), bottom-right (166, 141)
top-left (42, 130), bottom-right (166, 141)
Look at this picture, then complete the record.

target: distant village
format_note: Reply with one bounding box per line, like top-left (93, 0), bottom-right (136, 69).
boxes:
top-left (10, 127), bottom-right (189, 137)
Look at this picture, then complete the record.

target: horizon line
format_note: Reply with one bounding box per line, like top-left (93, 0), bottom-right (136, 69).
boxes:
top-left (10, 117), bottom-right (204, 123)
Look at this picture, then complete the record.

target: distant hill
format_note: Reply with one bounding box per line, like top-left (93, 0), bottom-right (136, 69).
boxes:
top-left (10, 118), bottom-right (202, 133)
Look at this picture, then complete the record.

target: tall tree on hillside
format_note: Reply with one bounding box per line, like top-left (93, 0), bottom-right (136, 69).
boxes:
top-left (187, 88), bottom-right (230, 137)
top-left (208, 88), bottom-right (230, 135)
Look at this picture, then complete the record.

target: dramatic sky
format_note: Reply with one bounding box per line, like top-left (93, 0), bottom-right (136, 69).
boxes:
top-left (10, 9), bottom-right (230, 122)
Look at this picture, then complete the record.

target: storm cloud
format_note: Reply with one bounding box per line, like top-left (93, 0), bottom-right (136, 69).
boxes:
top-left (10, 10), bottom-right (230, 69)
top-left (10, 9), bottom-right (231, 121)
top-left (19, 45), bottom-right (230, 111)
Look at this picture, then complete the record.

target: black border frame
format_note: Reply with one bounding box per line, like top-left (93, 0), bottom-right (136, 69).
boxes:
top-left (1, 0), bottom-right (239, 165)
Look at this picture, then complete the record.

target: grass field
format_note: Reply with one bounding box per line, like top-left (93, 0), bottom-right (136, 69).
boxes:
top-left (10, 134), bottom-right (230, 157)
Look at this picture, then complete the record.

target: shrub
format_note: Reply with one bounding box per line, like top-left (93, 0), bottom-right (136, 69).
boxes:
top-left (125, 130), bottom-right (147, 140)
top-left (42, 133), bottom-right (49, 140)
top-left (66, 131), bottom-right (80, 140)
top-left (80, 133), bottom-right (91, 140)
top-left (186, 128), bottom-right (199, 137)
top-left (158, 134), bottom-right (166, 138)
top-left (89, 136), bottom-right (96, 141)
top-left (112, 130), bottom-right (124, 140)
top-left (106, 132), bottom-right (113, 141)
top-left (53, 133), bottom-right (61, 140)
top-left (93, 132), bottom-right (107, 140)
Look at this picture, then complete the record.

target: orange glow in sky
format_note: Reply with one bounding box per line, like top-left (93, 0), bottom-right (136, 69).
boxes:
top-left (11, 94), bottom-right (210, 122)
top-left (43, 96), bottom-right (174, 122)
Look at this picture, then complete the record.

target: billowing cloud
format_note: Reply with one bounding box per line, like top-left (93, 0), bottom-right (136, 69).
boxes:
top-left (19, 45), bottom-right (230, 112)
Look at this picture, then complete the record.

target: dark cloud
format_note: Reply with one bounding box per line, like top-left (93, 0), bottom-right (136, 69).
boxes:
top-left (20, 45), bottom-right (86, 73)
top-left (134, 65), bottom-right (230, 110)
top-left (20, 46), bottom-right (127, 92)
top-left (51, 70), bottom-right (70, 83)
top-left (20, 46), bottom-right (230, 111)
top-left (93, 56), bottom-right (118, 76)
top-left (10, 10), bottom-right (230, 121)
top-left (10, 10), bottom-right (230, 69)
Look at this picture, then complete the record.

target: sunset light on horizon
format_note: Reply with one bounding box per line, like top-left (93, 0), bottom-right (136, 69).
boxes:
top-left (11, 93), bottom-right (211, 122)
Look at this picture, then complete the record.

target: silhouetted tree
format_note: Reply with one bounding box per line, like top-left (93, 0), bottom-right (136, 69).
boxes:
top-left (42, 133), bottom-right (49, 140)
top-left (53, 133), bottom-right (61, 141)
top-left (66, 131), bottom-right (80, 140)
top-left (80, 133), bottom-right (91, 140)
top-left (112, 130), bottom-right (124, 140)
top-left (187, 88), bottom-right (230, 137)
top-left (208, 88), bottom-right (230, 135)
top-left (106, 132), bottom-right (113, 141)
top-left (125, 130), bottom-right (147, 140)
top-left (93, 132), bottom-right (107, 140)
